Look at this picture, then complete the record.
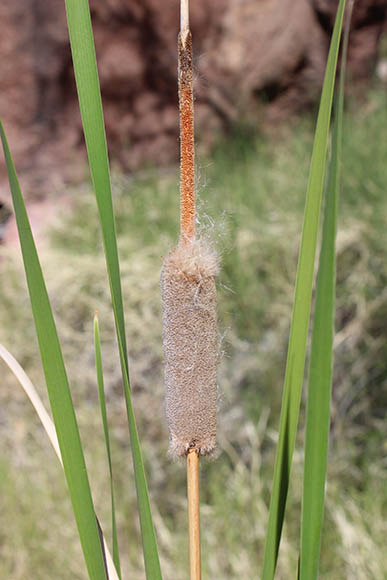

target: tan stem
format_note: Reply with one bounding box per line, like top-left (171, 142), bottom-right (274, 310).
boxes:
top-left (178, 30), bottom-right (195, 242)
top-left (187, 449), bottom-right (201, 580)
top-left (180, 0), bottom-right (190, 47)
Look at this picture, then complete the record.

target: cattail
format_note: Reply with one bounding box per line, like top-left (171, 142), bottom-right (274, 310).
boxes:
top-left (161, 239), bottom-right (219, 456)
top-left (161, 2), bottom-right (219, 576)
top-left (161, 0), bottom-right (219, 460)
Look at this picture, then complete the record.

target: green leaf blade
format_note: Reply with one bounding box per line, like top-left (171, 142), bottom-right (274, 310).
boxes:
top-left (94, 315), bottom-right (122, 579)
top-left (64, 0), bottom-right (127, 368)
top-left (64, 2), bottom-right (162, 577)
top-left (115, 320), bottom-right (163, 580)
top-left (300, 5), bottom-right (352, 578)
top-left (0, 122), bottom-right (107, 580)
top-left (261, 1), bottom-right (347, 578)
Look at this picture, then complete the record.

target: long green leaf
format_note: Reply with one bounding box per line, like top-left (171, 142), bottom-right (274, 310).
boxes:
top-left (261, 1), bottom-right (346, 577)
top-left (63, 2), bottom-right (162, 577)
top-left (0, 122), bottom-right (107, 580)
top-left (300, 4), bottom-right (352, 578)
top-left (94, 315), bottom-right (122, 579)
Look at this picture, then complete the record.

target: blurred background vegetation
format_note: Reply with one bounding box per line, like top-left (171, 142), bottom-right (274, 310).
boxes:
top-left (0, 1), bottom-right (386, 578)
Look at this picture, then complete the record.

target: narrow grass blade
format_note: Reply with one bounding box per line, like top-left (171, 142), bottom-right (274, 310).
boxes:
top-left (0, 122), bottom-right (107, 580)
top-left (94, 315), bottom-right (122, 579)
top-left (0, 343), bottom-right (120, 580)
top-left (115, 316), bottom-right (163, 580)
top-left (261, 1), bottom-right (346, 577)
top-left (63, 2), bottom-right (162, 577)
top-left (64, 0), bottom-right (127, 369)
top-left (300, 5), bottom-right (352, 578)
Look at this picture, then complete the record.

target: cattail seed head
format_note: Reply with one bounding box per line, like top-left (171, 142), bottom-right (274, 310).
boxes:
top-left (161, 239), bottom-right (219, 457)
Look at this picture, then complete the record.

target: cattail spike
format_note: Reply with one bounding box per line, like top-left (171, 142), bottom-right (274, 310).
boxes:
top-left (162, 0), bottom-right (219, 458)
top-left (178, 28), bottom-right (195, 241)
top-left (161, 240), bottom-right (219, 456)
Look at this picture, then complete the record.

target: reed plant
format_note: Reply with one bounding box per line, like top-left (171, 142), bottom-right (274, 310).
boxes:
top-left (0, 0), bottom-right (356, 578)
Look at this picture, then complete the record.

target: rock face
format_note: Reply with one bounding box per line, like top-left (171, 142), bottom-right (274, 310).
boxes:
top-left (0, 0), bottom-right (385, 202)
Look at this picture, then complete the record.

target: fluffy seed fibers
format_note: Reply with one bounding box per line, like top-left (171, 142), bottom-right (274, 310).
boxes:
top-left (161, 239), bottom-right (219, 457)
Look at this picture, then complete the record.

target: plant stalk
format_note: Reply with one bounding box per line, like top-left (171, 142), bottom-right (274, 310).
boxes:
top-left (187, 449), bottom-right (201, 580)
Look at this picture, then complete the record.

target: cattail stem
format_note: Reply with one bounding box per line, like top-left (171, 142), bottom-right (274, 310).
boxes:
top-left (187, 449), bottom-right (201, 580)
top-left (180, 0), bottom-right (190, 47)
top-left (178, 2), bottom-right (195, 241)
top-left (180, 5), bottom-right (201, 579)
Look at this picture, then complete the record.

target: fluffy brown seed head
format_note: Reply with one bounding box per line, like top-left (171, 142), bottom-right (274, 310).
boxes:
top-left (161, 239), bottom-right (219, 457)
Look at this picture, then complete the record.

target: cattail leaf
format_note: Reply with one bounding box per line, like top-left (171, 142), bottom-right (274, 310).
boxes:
top-left (300, 5), bottom-right (352, 578)
top-left (94, 315), bottom-right (122, 579)
top-left (0, 122), bottom-right (107, 580)
top-left (261, 1), bottom-right (347, 577)
top-left (63, 2), bottom-right (162, 577)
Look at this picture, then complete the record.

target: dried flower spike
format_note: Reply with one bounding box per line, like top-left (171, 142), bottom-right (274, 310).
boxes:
top-left (161, 0), bottom-right (219, 459)
top-left (161, 240), bottom-right (219, 456)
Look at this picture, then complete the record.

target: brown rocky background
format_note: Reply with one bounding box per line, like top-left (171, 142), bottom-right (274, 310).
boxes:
top-left (0, 0), bottom-right (386, 205)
